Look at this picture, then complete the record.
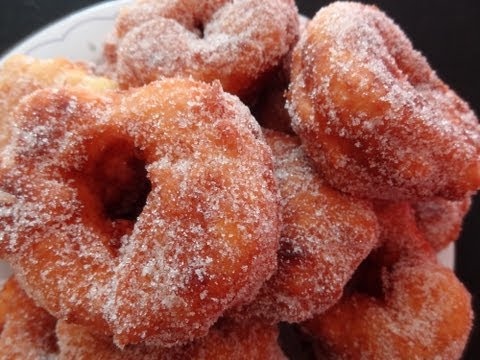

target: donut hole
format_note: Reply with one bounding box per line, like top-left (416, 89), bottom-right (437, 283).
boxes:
top-left (82, 136), bottom-right (151, 239)
top-left (193, 19), bottom-right (205, 39)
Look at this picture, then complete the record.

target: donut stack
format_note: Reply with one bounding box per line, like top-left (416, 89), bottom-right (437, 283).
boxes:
top-left (0, 1), bottom-right (477, 359)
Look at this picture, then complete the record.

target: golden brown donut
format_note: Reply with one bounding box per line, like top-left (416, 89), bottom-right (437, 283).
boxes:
top-left (0, 54), bottom-right (117, 155)
top-left (0, 277), bottom-right (58, 359)
top-left (104, 0), bottom-right (299, 99)
top-left (304, 202), bottom-right (473, 360)
top-left (234, 130), bottom-right (378, 323)
top-left (288, 2), bottom-right (480, 200)
top-left (0, 78), bottom-right (280, 347)
top-left (56, 318), bottom-right (286, 359)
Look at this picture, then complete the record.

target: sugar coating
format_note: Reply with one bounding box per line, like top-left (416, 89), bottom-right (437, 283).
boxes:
top-left (414, 195), bottom-right (472, 252)
top-left (304, 202), bottom-right (473, 360)
top-left (0, 277), bottom-right (58, 359)
top-left (233, 130), bottom-right (378, 323)
top-left (0, 54), bottom-right (117, 164)
top-left (0, 78), bottom-right (280, 347)
top-left (287, 1), bottom-right (480, 200)
top-left (56, 318), bottom-right (286, 359)
top-left (104, 0), bottom-right (299, 99)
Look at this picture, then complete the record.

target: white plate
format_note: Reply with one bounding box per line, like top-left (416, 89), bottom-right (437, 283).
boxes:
top-left (0, 0), bottom-right (455, 284)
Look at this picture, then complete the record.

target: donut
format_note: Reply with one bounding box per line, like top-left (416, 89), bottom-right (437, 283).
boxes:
top-left (56, 318), bottom-right (286, 359)
top-left (414, 196), bottom-right (472, 251)
top-left (0, 78), bottom-right (280, 347)
top-left (303, 202), bottom-right (473, 360)
top-left (104, 0), bottom-right (299, 99)
top-left (0, 54), bottom-right (117, 156)
top-left (234, 130), bottom-right (378, 323)
top-left (253, 15), bottom-right (310, 134)
top-left (0, 277), bottom-right (58, 359)
top-left (287, 2), bottom-right (480, 200)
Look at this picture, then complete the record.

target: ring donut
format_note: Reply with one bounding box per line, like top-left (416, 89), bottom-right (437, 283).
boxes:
top-left (0, 78), bottom-right (280, 347)
top-left (304, 202), bottom-right (473, 360)
top-left (288, 2), bottom-right (480, 200)
top-left (104, 0), bottom-right (299, 99)
top-left (0, 54), bottom-right (116, 157)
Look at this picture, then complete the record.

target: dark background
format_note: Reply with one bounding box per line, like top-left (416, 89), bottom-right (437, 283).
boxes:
top-left (1, 0), bottom-right (478, 358)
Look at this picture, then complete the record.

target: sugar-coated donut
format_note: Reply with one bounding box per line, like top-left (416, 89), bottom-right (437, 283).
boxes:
top-left (56, 318), bottom-right (286, 359)
top-left (414, 196), bottom-right (472, 251)
top-left (104, 0), bottom-right (299, 99)
top-left (288, 2), bottom-right (480, 200)
top-left (304, 202), bottom-right (473, 360)
top-left (0, 277), bottom-right (58, 359)
top-left (0, 78), bottom-right (280, 347)
top-left (0, 54), bottom-right (117, 156)
top-left (234, 130), bottom-right (378, 323)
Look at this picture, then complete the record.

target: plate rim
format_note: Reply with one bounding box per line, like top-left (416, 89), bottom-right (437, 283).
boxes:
top-left (0, 0), bottom-right (130, 63)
